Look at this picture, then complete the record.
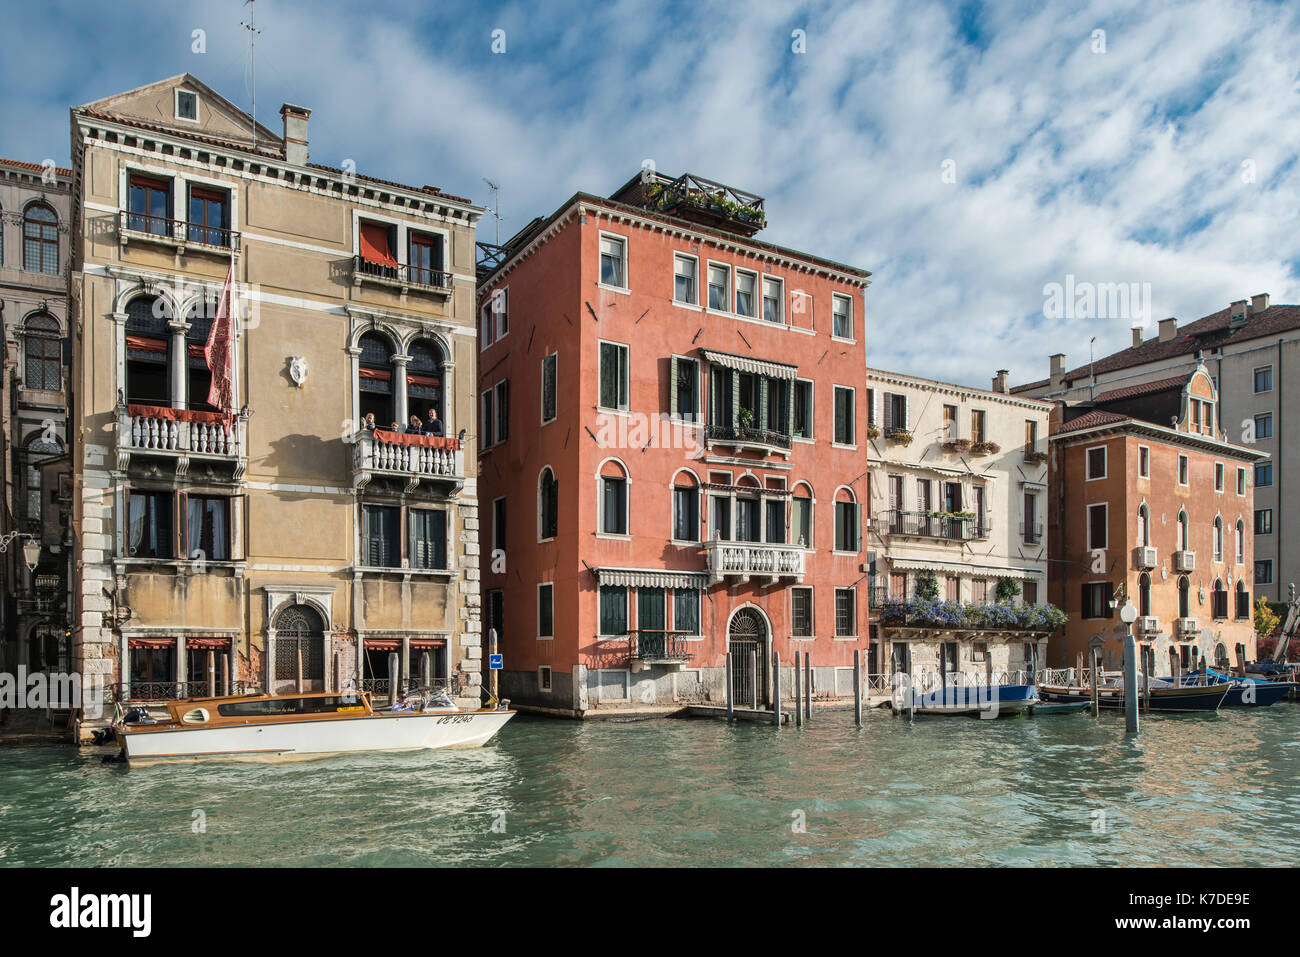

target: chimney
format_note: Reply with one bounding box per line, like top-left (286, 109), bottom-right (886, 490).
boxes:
top-left (280, 103), bottom-right (311, 166)
top-left (1049, 354), bottom-right (1066, 390)
top-left (1131, 326), bottom-right (1144, 348)
top-left (1229, 299), bottom-right (1248, 323)
top-left (1158, 317), bottom-right (1177, 343)
top-left (1250, 292), bottom-right (1270, 315)
top-left (992, 369), bottom-right (1009, 394)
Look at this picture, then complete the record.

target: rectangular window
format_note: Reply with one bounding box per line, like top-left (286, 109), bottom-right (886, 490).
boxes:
top-left (637, 588), bottom-right (666, 635)
top-left (1087, 503), bottom-right (1108, 550)
top-left (599, 234), bottom-right (626, 288)
top-left (1138, 446), bottom-right (1150, 477)
top-left (674, 588), bottom-right (700, 635)
top-left (492, 498), bottom-right (507, 552)
top-left (971, 410), bottom-right (987, 445)
top-left (1256, 462), bottom-right (1273, 487)
top-left (541, 353), bottom-right (557, 424)
top-left (1023, 580), bottom-right (1038, 604)
top-left (791, 587), bottom-right (813, 637)
top-left (1255, 413), bottom-right (1273, 439)
top-left (834, 386), bottom-right (855, 445)
top-left (495, 379), bottom-right (510, 442)
top-left (735, 270), bottom-right (757, 318)
top-left (674, 255), bottom-right (698, 304)
top-left (1255, 509), bottom-right (1273, 535)
top-left (480, 389), bottom-right (495, 447)
top-left (672, 356), bottom-right (699, 420)
top-left (762, 276), bottom-right (783, 323)
top-left (943, 404), bottom-right (957, 441)
top-left (1086, 446), bottom-right (1107, 480)
top-left (1255, 561), bottom-right (1273, 585)
top-left (792, 379), bottom-right (813, 438)
top-left (538, 583), bottom-right (554, 638)
top-left (599, 341), bottom-right (629, 411)
top-left (835, 588), bottom-right (857, 637)
top-left (128, 174), bottom-right (172, 237)
top-left (835, 500), bottom-right (860, 552)
top-left (766, 499), bottom-right (786, 545)
top-left (1025, 419), bottom-right (1038, 452)
top-left (364, 504), bottom-right (400, 568)
top-left (1215, 462), bottom-right (1224, 492)
top-left (1254, 366), bottom-right (1273, 393)
top-left (186, 494), bottom-right (230, 562)
top-left (538, 666), bottom-right (552, 691)
top-left (707, 263), bottom-right (731, 311)
top-left (673, 486), bottom-right (698, 541)
top-left (945, 576), bottom-right (960, 602)
top-left (409, 231), bottom-right (446, 288)
top-left (885, 392), bottom-right (908, 431)
top-left (127, 490), bottom-right (174, 559)
top-left (601, 476), bottom-right (628, 535)
top-left (1179, 455), bottom-right (1189, 485)
top-left (1023, 492), bottom-right (1039, 544)
top-left (791, 496), bottom-right (812, 548)
top-left (711, 495), bottom-right (731, 541)
top-left (187, 185), bottom-right (231, 247)
top-left (1081, 581), bottom-right (1114, 619)
top-left (832, 293), bottom-right (853, 338)
top-left (736, 497), bottom-right (761, 543)
top-left (176, 89), bottom-right (199, 121)
top-left (409, 508), bottom-right (447, 570)
top-left (1237, 467), bottom-right (1247, 496)
top-left (599, 585), bottom-right (628, 635)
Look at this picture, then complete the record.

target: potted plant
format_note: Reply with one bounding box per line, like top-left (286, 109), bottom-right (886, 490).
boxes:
top-left (867, 425), bottom-right (881, 440)
top-left (1023, 449), bottom-right (1049, 465)
top-left (884, 427), bottom-right (914, 445)
top-left (941, 438), bottom-right (972, 454)
top-left (970, 441), bottom-right (1001, 456)
top-left (738, 407), bottom-right (755, 430)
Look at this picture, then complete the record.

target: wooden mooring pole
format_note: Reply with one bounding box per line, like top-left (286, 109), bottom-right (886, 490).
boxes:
top-left (1090, 649), bottom-right (1100, 716)
top-left (749, 649), bottom-right (758, 710)
top-left (793, 651), bottom-right (803, 728)
top-left (1141, 645), bottom-right (1152, 713)
top-left (1123, 632), bottom-right (1139, 733)
top-left (221, 652), bottom-right (230, 695)
top-left (804, 653), bottom-right (812, 721)
top-left (207, 649), bottom-right (216, 698)
top-left (388, 652), bottom-right (400, 707)
top-left (772, 652), bottom-right (782, 726)
top-left (853, 648), bottom-right (863, 728)
top-left (725, 651), bottom-right (734, 722)
top-left (296, 647), bottom-right (304, 694)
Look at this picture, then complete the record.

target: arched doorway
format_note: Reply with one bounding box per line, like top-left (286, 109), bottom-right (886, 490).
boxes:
top-left (274, 604), bottom-right (325, 690)
top-left (728, 607), bottom-right (769, 708)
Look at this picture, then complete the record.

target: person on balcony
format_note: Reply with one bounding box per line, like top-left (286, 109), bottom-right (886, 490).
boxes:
top-left (406, 415), bottom-right (424, 434)
top-left (389, 421), bottom-right (401, 433)
top-left (425, 407), bottom-right (444, 437)
top-left (361, 412), bottom-right (377, 433)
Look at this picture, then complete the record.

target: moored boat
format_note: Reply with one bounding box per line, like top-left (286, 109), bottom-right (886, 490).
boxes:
top-left (890, 683), bottom-right (1038, 717)
top-left (113, 688), bottom-right (514, 764)
top-left (1038, 681), bottom-right (1230, 712)
top-left (1027, 699), bottom-right (1092, 715)
top-left (1173, 669), bottom-right (1297, 707)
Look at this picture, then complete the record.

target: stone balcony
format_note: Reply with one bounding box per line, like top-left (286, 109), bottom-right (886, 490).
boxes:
top-left (705, 540), bottom-right (804, 585)
top-left (352, 428), bottom-right (464, 493)
top-left (117, 404), bottom-right (247, 479)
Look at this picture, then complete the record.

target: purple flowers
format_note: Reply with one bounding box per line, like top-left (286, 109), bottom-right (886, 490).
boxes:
top-left (875, 597), bottom-right (1066, 631)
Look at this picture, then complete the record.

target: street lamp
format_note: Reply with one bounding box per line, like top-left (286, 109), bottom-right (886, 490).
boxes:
top-left (0, 531), bottom-right (41, 572)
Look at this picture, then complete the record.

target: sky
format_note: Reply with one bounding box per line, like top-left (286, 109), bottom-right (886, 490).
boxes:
top-left (3, 0), bottom-right (1299, 388)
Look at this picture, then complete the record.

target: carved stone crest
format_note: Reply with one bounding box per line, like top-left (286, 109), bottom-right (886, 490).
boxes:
top-left (289, 356), bottom-right (308, 386)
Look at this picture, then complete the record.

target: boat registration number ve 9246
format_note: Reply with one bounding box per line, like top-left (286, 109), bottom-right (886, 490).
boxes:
top-left (437, 714), bottom-right (475, 725)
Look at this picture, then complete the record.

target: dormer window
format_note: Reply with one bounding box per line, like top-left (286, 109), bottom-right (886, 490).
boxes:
top-left (176, 90), bottom-right (199, 122)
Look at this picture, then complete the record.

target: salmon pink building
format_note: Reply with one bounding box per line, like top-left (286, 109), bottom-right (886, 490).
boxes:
top-left (476, 172), bottom-right (871, 714)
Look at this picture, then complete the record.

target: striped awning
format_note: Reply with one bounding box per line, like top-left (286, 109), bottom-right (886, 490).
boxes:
top-left (886, 558), bottom-right (1041, 581)
top-left (594, 567), bottom-right (707, 589)
top-left (701, 349), bottom-right (797, 381)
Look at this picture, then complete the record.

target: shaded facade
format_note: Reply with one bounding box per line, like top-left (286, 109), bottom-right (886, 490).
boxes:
top-left (1047, 363), bottom-right (1263, 673)
top-left (477, 172), bottom-right (872, 714)
top-left (68, 75), bottom-right (484, 735)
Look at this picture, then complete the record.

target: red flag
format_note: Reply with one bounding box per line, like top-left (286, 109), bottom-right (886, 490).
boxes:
top-left (206, 260), bottom-right (236, 417)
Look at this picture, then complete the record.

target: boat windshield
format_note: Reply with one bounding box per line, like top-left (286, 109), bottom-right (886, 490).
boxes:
top-left (216, 695), bottom-right (367, 717)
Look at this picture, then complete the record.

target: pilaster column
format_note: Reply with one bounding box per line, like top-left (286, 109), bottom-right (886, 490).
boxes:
top-left (392, 355), bottom-right (410, 425)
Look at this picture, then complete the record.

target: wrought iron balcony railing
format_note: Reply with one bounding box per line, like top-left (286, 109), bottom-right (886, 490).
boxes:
top-left (119, 210), bottom-right (240, 252)
top-left (1020, 522), bottom-right (1043, 544)
top-left (884, 510), bottom-right (988, 542)
top-left (704, 423), bottom-right (792, 451)
top-left (352, 256), bottom-right (453, 295)
top-left (626, 629), bottom-right (695, 663)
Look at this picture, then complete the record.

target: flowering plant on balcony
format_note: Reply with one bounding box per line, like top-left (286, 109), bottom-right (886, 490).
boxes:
top-left (1023, 449), bottom-right (1049, 465)
top-left (876, 597), bottom-right (1067, 632)
top-left (867, 424), bottom-right (881, 440)
top-left (941, 438), bottom-right (972, 454)
top-left (884, 427), bottom-right (913, 445)
top-left (969, 441), bottom-right (1001, 455)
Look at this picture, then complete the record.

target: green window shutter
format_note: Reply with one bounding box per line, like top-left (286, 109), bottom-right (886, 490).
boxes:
top-left (758, 378), bottom-right (768, 430)
top-left (731, 369), bottom-right (740, 428)
top-left (785, 380), bottom-right (794, 435)
top-left (669, 356), bottom-right (678, 417)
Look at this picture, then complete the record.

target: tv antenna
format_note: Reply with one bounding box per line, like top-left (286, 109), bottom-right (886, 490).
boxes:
top-left (483, 178), bottom-right (501, 246)
top-left (241, 0), bottom-right (262, 151)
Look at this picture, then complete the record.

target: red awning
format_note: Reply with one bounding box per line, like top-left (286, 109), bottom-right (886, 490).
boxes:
top-left (186, 637), bottom-right (230, 650)
top-left (359, 367), bottom-right (392, 382)
top-left (128, 404), bottom-right (228, 426)
top-left (373, 429), bottom-right (459, 450)
top-left (126, 335), bottom-right (167, 354)
top-left (360, 223), bottom-right (398, 268)
top-left (187, 343), bottom-right (205, 359)
top-left (365, 639), bottom-right (401, 651)
top-left (407, 373), bottom-right (441, 389)
top-left (128, 637), bottom-right (175, 649)
top-left (410, 639), bottom-right (447, 650)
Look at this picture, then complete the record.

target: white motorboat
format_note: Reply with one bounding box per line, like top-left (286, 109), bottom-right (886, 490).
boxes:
top-left (113, 688), bottom-right (514, 764)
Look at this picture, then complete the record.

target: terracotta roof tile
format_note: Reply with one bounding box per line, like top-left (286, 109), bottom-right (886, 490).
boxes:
top-left (1054, 409), bottom-right (1129, 434)
top-left (1090, 374), bottom-right (1189, 403)
top-left (0, 157), bottom-right (72, 177)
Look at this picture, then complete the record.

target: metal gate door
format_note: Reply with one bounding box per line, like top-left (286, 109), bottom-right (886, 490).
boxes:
top-left (728, 608), bottom-right (768, 707)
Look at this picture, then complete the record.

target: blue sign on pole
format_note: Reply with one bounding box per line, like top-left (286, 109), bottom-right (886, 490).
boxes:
top-left (488, 654), bottom-right (504, 670)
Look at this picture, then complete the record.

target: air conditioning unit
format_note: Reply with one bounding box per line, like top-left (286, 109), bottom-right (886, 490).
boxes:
top-left (1175, 618), bottom-right (1199, 636)
top-left (1134, 546), bottom-right (1158, 570)
top-left (1137, 616), bottom-right (1159, 634)
top-left (1174, 550), bottom-right (1196, 572)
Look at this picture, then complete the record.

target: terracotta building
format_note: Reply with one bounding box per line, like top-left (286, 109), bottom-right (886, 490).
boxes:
top-left (1047, 362), bottom-right (1264, 673)
top-left (476, 172), bottom-right (871, 715)
top-left (67, 75), bottom-right (484, 736)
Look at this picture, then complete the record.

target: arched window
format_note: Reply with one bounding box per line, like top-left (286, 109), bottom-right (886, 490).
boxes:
top-left (834, 487), bottom-right (861, 552)
top-left (23, 314), bottom-right (61, 391)
top-left (671, 469), bottom-right (700, 543)
top-left (185, 299), bottom-right (217, 412)
top-left (539, 467), bottom-right (558, 540)
top-left (1177, 509), bottom-right (1189, 552)
top-left (23, 202), bottom-right (58, 274)
top-left (1212, 578), bottom-right (1228, 620)
top-left (1214, 642), bottom-right (1229, 668)
top-left (1235, 579), bottom-right (1250, 619)
top-left (1178, 575), bottom-right (1190, 619)
top-left (791, 482), bottom-right (814, 548)
top-left (597, 459), bottom-right (628, 536)
top-left (358, 332), bottom-right (396, 426)
top-left (273, 603), bottom-right (325, 684)
top-left (1137, 503), bottom-right (1150, 547)
top-left (735, 474), bottom-right (762, 543)
top-left (1138, 572), bottom-right (1151, 618)
top-left (21, 435), bottom-right (61, 529)
top-left (1213, 516), bottom-right (1223, 563)
top-left (1235, 520), bottom-right (1245, 564)
top-left (408, 338), bottom-right (446, 431)
top-left (125, 296), bottom-right (171, 405)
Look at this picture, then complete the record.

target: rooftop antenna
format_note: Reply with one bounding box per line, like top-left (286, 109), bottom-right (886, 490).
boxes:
top-left (482, 178), bottom-right (501, 246)
top-left (241, 0), bottom-right (262, 152)
top-left (1088, 336), bottom-right (1097, 401)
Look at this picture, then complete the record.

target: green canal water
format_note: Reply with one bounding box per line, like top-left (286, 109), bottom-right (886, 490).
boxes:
top-left (2, 707), bottom-right (1299, 866)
